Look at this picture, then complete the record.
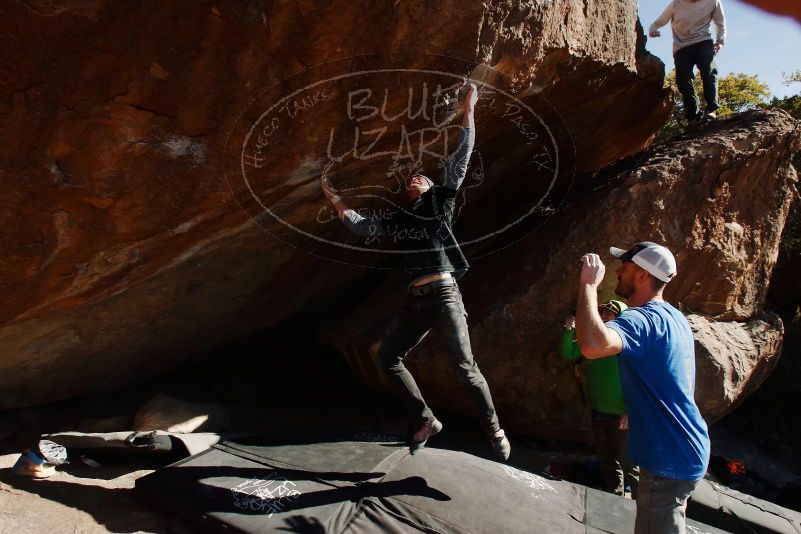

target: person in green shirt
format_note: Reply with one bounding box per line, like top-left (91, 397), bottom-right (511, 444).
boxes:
top-left (559, 300), bottom-right (639, 497)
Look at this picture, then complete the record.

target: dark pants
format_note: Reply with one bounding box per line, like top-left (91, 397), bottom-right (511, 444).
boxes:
top-left (591, 411), bottom-right (639, 497)
top-left (635, 469), bottom-right (700, 534)
top-left (377, 281), bottom-right (500, 435)
top-left (674, 39), bottom-right (719, 121)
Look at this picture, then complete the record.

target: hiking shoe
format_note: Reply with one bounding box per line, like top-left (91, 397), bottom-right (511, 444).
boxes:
top-left (409, 418), bottom-right (443, 454)
top-left (490, 430), bottom-right (511, 462)
top-left (11, 451), bottom-right (56, 479)
top-left (684, 112), bottom-right (703, 131)
top-left (703, 110), bottom-right (717, 121)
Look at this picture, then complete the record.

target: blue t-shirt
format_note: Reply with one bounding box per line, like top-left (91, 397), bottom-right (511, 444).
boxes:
top-left (606, 300), bottom-right (710, 481)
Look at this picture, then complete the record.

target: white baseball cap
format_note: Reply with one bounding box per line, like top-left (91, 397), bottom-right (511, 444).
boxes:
top-left (609, 242), bottom-right (677, 283)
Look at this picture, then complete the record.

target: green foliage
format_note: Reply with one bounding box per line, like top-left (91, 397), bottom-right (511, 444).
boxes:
top-left (771, 71), bottom-right (801, 169)
top-left (717, 73), bottom-right (772, 114)
top-left (784, 69), bottom-right (801, 85)
top-left (656, 70), bottom-right (772, 141)
top-left (772, 94), bottom-right (801, 121)
top-left (771, 70), bottom-right (801, 121)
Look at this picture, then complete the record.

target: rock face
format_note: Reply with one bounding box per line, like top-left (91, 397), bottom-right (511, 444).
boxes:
top-left (322, 110), bottom-right (801, 439)
top-left (0, 1), bottom-right (670, 409)
top-left (689, 313), bottom-right (784, 419)
top-left (132, 394), bottom-right (230, 434)
top-left (767, 201), bottom-right (801, 319)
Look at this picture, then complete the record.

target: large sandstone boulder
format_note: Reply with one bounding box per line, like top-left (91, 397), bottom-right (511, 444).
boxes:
top-left (321, 110), bottom-right (801, 439)
top-left (0, 0), bottom-right (669, 409)
top-left (689, 313), bottom-right (784, 419)
top-left (132, 394), bottom-right (230, 434)
top-left (767, 201), bottom-right (801, 318)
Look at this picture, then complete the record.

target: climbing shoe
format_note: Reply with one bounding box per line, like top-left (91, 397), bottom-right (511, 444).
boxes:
top-left (409, 418), bottom-right (443, 454)
top-left (490, 429), bottom-right (511, 462)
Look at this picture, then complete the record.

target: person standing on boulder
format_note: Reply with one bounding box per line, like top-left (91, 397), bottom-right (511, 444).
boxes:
top-left (649, 0), bottom-right (727, 125)
top-left (321, 82), bottom-right (511, 462)
top-left (558, 300), bottom-right (639, 498)
top-left (573, 242), bottom-right (710, 534)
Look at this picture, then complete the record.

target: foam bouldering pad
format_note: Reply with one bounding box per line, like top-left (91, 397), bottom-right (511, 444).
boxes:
top-left (134, 426), bottom-right (731, 533)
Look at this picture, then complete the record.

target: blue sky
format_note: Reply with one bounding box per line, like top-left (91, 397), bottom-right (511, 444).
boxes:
top-left (637, 0), bottom-right (801, 98)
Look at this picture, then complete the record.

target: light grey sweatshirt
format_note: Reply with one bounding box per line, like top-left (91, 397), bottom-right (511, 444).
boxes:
top-left (650, 0), bottom-right (727, 54)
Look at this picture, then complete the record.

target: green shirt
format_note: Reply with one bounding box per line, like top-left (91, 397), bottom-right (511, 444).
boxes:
top-left (558, 328), bottom-right (627, 415)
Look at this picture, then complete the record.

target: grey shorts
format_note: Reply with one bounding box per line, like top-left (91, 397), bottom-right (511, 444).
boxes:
top-left (635, 468), bottom-right (700, 534)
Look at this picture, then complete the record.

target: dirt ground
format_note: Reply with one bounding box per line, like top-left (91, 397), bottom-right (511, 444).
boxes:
top-left (0, 453), bottom-right (173, 534)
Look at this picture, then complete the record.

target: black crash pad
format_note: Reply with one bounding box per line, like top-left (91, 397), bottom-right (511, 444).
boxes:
top-left (135, 426), bottom-right (730, 533)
